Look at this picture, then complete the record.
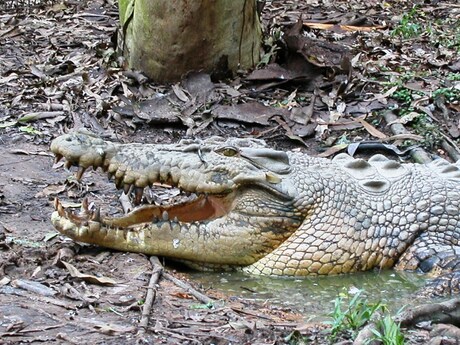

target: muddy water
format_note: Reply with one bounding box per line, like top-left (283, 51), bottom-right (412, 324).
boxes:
top-left (190, 270), bottom-right (430, 320)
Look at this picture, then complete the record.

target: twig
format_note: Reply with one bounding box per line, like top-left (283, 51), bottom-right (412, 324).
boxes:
top-left (153, 327), bottom-right (202, 344)
top-left (12, 279), bottom-right (57, 297)
top-left (442, 139), bottom-right (460, 162)
top-left (382, 110), bottom-right (432, 164)
top-left (137, 256), bottom-right (163, 337)
top-left (153, 323), bottom-right (235, 343)
top-left (163, 272), bottom-right (214, 305)
top-left (0, 286), bottom-right (77, 309)
top-left (1, 323), bottom-right (68, 337)
top-left (229, 307), bottom-right (273, 321)
top-left (440, 133), bottom-right (460, 161)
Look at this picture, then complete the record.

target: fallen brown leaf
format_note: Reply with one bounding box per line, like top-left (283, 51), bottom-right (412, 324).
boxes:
top-left (303, 22), bottom-right (386, 32)
top-left (62, 261), bottom-right (118, 286)
top-left (356, 117), bottom-right (387, 139)
top-left (317, 144), bottom-right (348, 158)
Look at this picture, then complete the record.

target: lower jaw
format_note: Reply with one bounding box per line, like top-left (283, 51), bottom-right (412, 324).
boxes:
top-left (53, 190), bottom-right (235, 230)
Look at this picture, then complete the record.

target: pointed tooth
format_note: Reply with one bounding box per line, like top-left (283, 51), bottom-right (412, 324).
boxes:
top-left (54, 154), bottom-right (63, 164)
top-left (123, 183), bottom-right (133, 194)
top-left (91, 207), bottom-right (101, 222)
top-left (76, 167), bottom-right (86, 181)
top-left (81, 198), bottom-right (89, 212)
top-left (162, 210), bottom-right (169, 221)
top-left (53, 197), bottom-right (59, 210)
top-left (55, 198), bottom-right (65, 217)
top-left (134, 187), bottom-right (143, 205)
top-left (145, 193), bottom-right (153, 204)
top-left (173, 216), bottom-right (178, 222)
top-left (64, 160), bottom-right (72, 170)
top-left (115, 177), bottom-right (123, 189)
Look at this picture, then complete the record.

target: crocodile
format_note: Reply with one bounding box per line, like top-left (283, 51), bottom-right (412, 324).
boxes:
top-left (50, 131), bottom-right (460, 294)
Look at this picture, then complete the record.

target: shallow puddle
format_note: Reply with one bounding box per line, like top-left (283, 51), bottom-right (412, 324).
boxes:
top-left (190, 270), bottom-right (430, 320)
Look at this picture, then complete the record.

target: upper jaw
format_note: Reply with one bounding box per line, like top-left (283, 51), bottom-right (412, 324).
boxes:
top-left (50, 132), bottom-right (293, 228)
top-left (50, 136), bottom-right (237, 200)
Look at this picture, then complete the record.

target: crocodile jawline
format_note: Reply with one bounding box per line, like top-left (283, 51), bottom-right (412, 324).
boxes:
top-left (54, 188), bottom-right (236, 229)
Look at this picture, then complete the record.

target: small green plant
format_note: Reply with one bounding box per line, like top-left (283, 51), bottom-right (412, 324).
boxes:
top-left (325, 290), bottom-right (385, 341)
top-left (370, 314), bottom-right (405, 345)
top-left (392, 88), bottom-right (413, 105)
top-left (258, 27), bottom-right (282, 67)
top-left (447, 73), bottom-right (460, 81)
top-left (433, 87), bottom-right (460, 103)
top-left (391, 6), bottom-right (423, 39)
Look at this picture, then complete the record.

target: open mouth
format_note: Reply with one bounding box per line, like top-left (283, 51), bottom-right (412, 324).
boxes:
top-left (53, 157), bottom-right (235, 228)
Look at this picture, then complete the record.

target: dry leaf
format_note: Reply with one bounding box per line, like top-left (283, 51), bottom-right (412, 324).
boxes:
top-left (38, 184), bottom-right (66, 197)
top-left (356, 117), bottom-right (387, 139)
top-left (93, 323), bottom-right (136, 335)
top-left (303, 22), bottom-right (386, 32)
top-left (317, 144), bottom-right (348, 158)
top-left (172, 83), bottom-right (190, 102)
top-left (170, 292), bottom-right (194, 299)
top-left (62, 261), bottom-right (117, 286)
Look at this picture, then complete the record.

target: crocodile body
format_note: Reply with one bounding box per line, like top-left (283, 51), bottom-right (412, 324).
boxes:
top-left (50, 131), bottom-right (460, 292)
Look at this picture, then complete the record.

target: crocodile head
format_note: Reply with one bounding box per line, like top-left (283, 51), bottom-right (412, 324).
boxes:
top-left (50, 131), bottom-right (301, 266)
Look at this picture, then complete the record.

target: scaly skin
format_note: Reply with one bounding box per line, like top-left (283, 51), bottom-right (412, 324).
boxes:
top-left (50, 131), bottom-right (460, 292)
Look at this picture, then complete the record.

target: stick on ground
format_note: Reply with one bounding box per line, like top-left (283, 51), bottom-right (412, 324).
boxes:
top-left (163, 272), bottom-right (214, 305)
top-left (137, 256), bottom-right (163, 337)
top-left (383, 110), bottom-right (432, 164)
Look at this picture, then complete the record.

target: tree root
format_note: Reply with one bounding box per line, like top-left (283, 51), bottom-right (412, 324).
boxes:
top-left (396, 297), bottom-right (460, 327)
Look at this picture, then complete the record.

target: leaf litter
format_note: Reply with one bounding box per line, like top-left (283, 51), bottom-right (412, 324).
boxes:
top-left (0, 0), bottom-right (459, 343)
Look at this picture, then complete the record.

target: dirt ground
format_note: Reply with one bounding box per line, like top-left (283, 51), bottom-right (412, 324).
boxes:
top-left (1, 0), bottom-right (459, 344)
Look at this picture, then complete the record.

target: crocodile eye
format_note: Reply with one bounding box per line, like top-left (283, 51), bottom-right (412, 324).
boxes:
top-left (216, 147), bottom-right (239, 157)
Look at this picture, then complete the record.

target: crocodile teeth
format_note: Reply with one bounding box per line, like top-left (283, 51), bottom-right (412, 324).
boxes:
top-left (123, 183), bottom-right (133, 195)
top-left (134, 187), bottom-right (144, 205)
top-left (76, 167), bottom-right (86, 181)
top-left (162, 210), bottom-right (169, 221)
top-left (81, 198), bottom-right (89, 212)
top-left (91, 207), bottom-right (101, 221)
top-left (54, 198), bottom-right (65, 217)
top-left (115, 177), bottom-right (123, 189)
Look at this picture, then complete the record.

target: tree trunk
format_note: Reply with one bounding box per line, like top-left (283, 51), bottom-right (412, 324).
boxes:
top-left (118, 0), bottom-right (262, 82)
